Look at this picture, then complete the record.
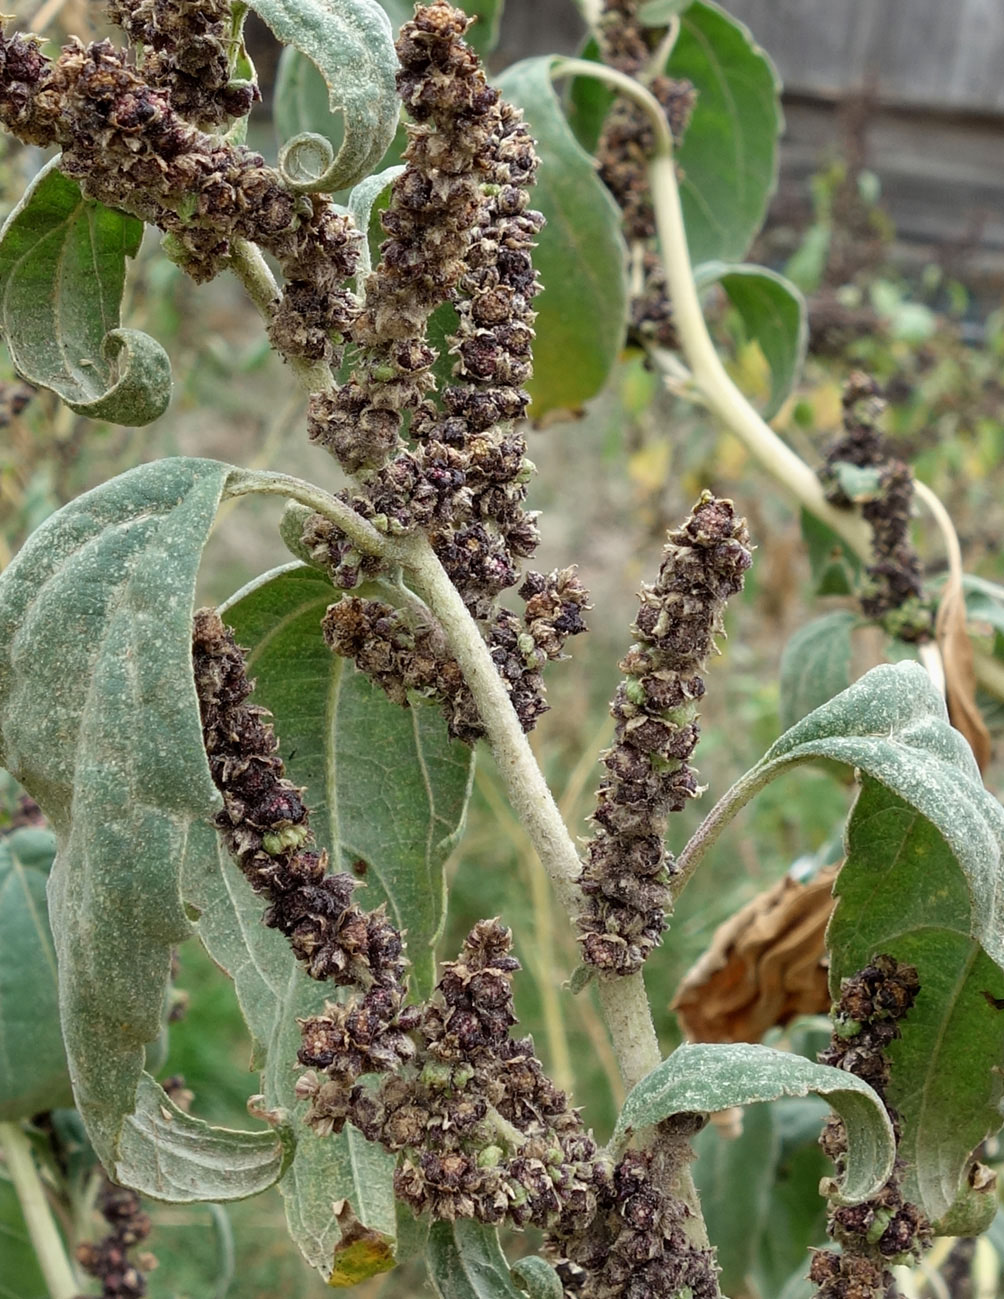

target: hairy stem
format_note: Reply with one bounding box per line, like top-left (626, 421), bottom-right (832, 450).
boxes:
top-left (391, 534), bottom-right (665, 1082)
top-left (0, 1122), bottom-right (78, 1299)
top-left (225, 468), bottom-right (390, 556)
top-left (226, 237), bottom-right (334, 395)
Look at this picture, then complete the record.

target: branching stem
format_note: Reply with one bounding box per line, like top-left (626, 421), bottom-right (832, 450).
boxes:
top-left (0, 1122), bottom-right (78, 1299)
top-left (227, 238), bottom-right (334, 395)
top-left (225, 468), bottom-right (390, 557)
top-left (390, 533), bottom-right (667, 1092)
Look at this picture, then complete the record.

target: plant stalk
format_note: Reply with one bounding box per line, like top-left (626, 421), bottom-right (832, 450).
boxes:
top-left (225, 468), bottom-right (390, 557)
top-left (0, 1122), bottom-right (78, 1299)
top-left (392, 534), bottom-right (666, 1085)
top-left (227, 237), bottom-right (334, 395)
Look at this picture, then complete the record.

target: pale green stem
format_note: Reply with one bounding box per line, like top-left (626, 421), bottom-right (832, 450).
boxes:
top-left (226, 237), bottom-right (334, 395)
top-left (645, 150), bottom-right (872, 556)
top-left (550, 60), bottom-right (873, 562)
top-left (0, 1122), bottom-right (78, 1299)
top-left (389, 533), bottom-right (666, 1091)
top-left (672, 763), bottom-right (781, 905)
top-left (224, 467), bottom-right (390, 557)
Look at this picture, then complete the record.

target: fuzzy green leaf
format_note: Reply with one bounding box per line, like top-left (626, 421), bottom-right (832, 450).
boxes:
top-left (695, 661), bottom-right (1004, 1221)
top-left (614, 1042), bottom-right (895, 1204)
top-left (829, 779), bottom-right (1004, 1223)
top-left (778, 611), bottom-right (857, 731)
top-left (0, 160), bottom-right (171, 425)
top-left (254, 0), bottom-right (398, 192)
top-left (638, 0), bottom-right (693, 22)
top-left (668, 1), bottom-right (782, 264)
top-left (0, 458), bottom-right (287, 1198)
top-left (182, 562), bottom-right (472, 1280)
top-left (510, 1257), bottom-right (563, 1299)
top-left (428, 1220), bottom-right (525, 1299)
top-left (695, 261), bottom-right (807, 417)
top-left (496, 57), bottom-right (628, 416)
top-left (0, 823), bottom-right (71, 1121)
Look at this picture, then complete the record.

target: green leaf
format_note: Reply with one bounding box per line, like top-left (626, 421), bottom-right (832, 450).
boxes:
top-left (668, 1), bottom-right (783, 263)
top-left (219, 562), bottom-right (473, 999)
top-left (0, 1166), bottom-right (48, 1299)
top-left (752, 1099), bottom-right (830, 1299)
top-left (612, 1042), bottom-right (896, 1204)
top-left (0, 823), bottom-right (72, 1120)
top-left (778, 611), bottom-right (857, 732)
top-left (690, 661), bottom-right (1004, 1221)
top-left (695, 261), bottom-right (807, 417)
top-left (638, 0), bottom-right (694, 24)
top-left (0, 457), bottom-right (287, 1199)
top-left (182, 562), bottom-right (472, 1280)
top-left (496, 57), bottom-right (629, 416)
top-left (510, 1257), bottom-right (563, 1299)
top-left (800, 509), bottom-right (861, 597)
top-left (428, 1220), bottom-right (525, 1299)
top-left (0, 160), bottom-right (171, 425)
top-left (828, 778), bottom-right (1004, 1223)
top-left (253, 0), bottom-right (398, 192)
top-left (692, 1099), bottom-right (777, 1295)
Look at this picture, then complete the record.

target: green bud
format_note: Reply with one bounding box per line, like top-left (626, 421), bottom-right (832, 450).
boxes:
top-left (865, 1207), bottom-right (894, 1245)
top-left (477, 1145), bottom-right (504, 1168)
top-left (624, 678), bottom-right (647, 706)
top-left (262, 823), bottom-right (310, 856)
top-left (372, 364), bottom-right (397, 383)
top-left (420, 1061), bottom-right (453, 1090)
top-left (833, 1016), bottom-right (863, 1039)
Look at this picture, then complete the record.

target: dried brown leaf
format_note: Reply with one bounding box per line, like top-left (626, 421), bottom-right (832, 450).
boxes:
top-left (671, 867), bottom-right (838, 1043)
top-left (936, 573), bottom-right (992, 774)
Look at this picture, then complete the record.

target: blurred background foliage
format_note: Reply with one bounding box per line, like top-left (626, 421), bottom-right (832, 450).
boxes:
top-left (1, 0), bottom-right (1003, 1295)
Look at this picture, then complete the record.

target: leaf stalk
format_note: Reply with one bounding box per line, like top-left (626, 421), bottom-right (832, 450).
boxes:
top-left (0, 1121), bottom-right (79, 1299)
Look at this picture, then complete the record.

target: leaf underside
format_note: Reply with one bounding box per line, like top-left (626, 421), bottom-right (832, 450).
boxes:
top-left (254, 0), bottom-right (399, 191)
top-left (183, 563), bottom-right (473, 1280)
top-left (0, 159), bottom-right (171, 425)
top-left (0, 458), bottom-right (286, 1199)
top-left (614, 1041), bottom-right (895, 1204)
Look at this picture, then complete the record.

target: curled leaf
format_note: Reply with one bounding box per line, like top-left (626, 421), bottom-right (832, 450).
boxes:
top-left (937, 570), bottom-right (992, 773)
top-left (613, 1041), bottom-right (896, 1205)
top-left (253, 0), bottom-right (398, 192)
top-left (0, 160), bottom-right (171, 425)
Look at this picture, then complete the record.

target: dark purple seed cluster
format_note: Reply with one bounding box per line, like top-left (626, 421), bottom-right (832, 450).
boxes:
top-left (322, 594), bottom-right (482, 743)
top-left (309, 0), bottom-right (504, 474)
top-left (578, 495), bottom-right (752, 975)
top-left (192, 609), bottom-right (413, 1077)
top-left (319, 566), bottom-right (589, 744)
top-left (0, 25), bottom-right (359, 361)
top-left (812, 956), bottom-right (930, 1297)
top-left (298, 920), bottom-right (606, 1236)
top-left (74, 1183), bottom-right (153, 1299)
top-left (595, 0), bottom-right (695, 349)
top-left (820, 372), bottom-right (931, 639)
top-left (105, 0), bottom-right (256, 128)
top-left (555, 1147), bottom-right (720, 1299)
